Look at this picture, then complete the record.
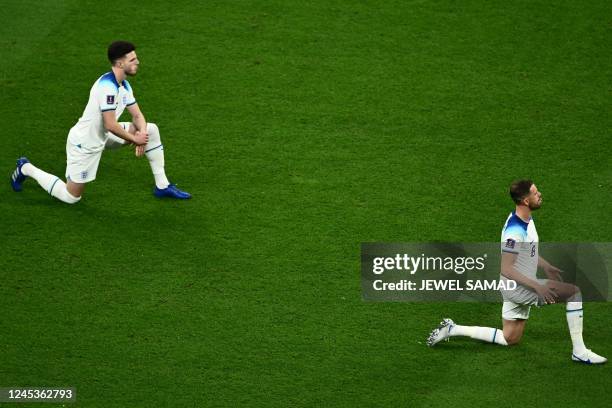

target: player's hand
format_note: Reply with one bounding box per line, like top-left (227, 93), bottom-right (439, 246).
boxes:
top-left (535, 284), bottom-right (557, 304)
top-left (135, 144), bottom-right (145, 157)
top-left (132, 130), bottom-right (148, 146)
top-left (544, 265), bottom-right (564, 281)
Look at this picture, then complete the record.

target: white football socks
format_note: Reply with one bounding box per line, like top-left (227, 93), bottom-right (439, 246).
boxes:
top-left (21, 163), bottom-right (81, 204)
top-left (145, 123), bottom-right (170, 189)
top-left (450, 324), bottom-right (508, 346)
top-left (566, 301), bottom-right (586, 355)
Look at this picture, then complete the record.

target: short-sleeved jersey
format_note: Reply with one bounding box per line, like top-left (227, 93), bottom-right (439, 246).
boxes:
top-left (500, 211), bottom-right (539, 280)
top-left (67, 72), bottom-right (136, 153)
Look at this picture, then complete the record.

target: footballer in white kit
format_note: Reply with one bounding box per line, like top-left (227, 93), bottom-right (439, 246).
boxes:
top-left (10, 40), bottom-right (191, 202)
top-left (66, 71), bottom-right (138, 183)
top-left (499, 210), bottom-right (544, 320)
top-left (426, 180), bottom-right (606, 364)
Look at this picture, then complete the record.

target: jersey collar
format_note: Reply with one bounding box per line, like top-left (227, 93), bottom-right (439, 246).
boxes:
top-left (512, 210), bottom-right (531, 225)
top-left (107, 71), bottom-right (127, 89)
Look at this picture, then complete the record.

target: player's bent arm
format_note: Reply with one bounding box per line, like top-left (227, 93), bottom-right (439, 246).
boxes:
top-left (500, 252), bottom-right (541, 291)
top-left (127, 103), bottom-right (147, 134)
top-left (102, 110), bottom-right (134, 141)
top-left (538, 255), bottom-right (563, 281)
top-left (537, 256), bottom-right (552, 270)
top-left (102, 110), bottom-right (146, 145)
top-left (501, 252), bottom-right (558, 304)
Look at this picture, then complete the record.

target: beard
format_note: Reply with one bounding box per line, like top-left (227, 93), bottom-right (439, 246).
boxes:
top-left (529, 200), bottom-right (542, 210)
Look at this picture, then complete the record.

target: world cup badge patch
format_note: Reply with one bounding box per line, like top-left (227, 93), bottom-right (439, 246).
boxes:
top-left (107, 95), bottom-right (115, 104)
top-left (505, 238), bottom-right (516, 249)
top-left (81, 171), bottom-right (88, 180)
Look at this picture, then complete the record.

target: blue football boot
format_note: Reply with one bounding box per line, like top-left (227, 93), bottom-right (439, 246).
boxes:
top-left (10, 157), bottom-right (30, 192)
top-left (153, 183), bottom-right (192, 199)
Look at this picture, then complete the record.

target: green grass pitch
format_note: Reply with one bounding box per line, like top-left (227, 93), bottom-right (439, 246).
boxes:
top-left (1, 0), bottom-right (610, 406)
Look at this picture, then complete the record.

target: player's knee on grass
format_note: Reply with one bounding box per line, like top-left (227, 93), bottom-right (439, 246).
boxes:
top-left (50, 182), bottom-right (81, 204)
top-left (502, 319), bottom-right (525, 345)
top-left (503, 331), bottom-right (522, 345)
top-left (66, 181), bottom-right (85, 201)
top-left (61, 188), bottom-right (81, 204)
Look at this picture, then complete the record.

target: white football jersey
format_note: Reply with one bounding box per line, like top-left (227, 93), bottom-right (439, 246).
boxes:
top-left (501, 211), bottom-right (539, 280)
top-left (67, 72), bottom-right (136, 153)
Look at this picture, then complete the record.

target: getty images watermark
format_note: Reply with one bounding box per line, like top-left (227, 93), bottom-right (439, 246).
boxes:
top-left (370, 252), bottom-right (514, 291)
top-left (361, 243), bottom-right (612, 302)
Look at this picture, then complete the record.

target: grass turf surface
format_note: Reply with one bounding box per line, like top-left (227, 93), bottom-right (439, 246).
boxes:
top-left (1, 0), bottom-right (611, 406)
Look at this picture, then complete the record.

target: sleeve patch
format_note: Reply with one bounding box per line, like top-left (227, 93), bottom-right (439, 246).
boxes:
top-left (505, 238), bottom-right (516, 249)
top-left (106, 95), bottom-right (115, 104)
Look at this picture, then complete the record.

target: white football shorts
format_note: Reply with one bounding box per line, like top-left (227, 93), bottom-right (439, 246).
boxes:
top-left (65, 123), bottom-right (130, 183)
top-left (500, 278), bottom-right (548, 320)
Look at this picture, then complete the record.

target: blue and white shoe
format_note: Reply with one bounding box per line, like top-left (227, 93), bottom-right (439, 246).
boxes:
top-left (153, 183), bottom-right (191, 199)
top-left (572, 349), bottom-right (607, 364)
top-left (426, 318), bottom-right (455, 347)
top-left (10, 156), bottom-right (30, 192)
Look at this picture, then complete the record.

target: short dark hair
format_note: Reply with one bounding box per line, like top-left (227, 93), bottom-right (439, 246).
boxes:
top-left (107, 41), bottom-right (136, 64)
top-left (510, 179), bottom-right (533, 204)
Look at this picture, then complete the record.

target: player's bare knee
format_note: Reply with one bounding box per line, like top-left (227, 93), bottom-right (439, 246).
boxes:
top-left (504, 332), bottom-right (522, 345)
top-left (507, 337), bottom-right (521, 346)
top-left (66, 181), bottom-right (85, 199)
